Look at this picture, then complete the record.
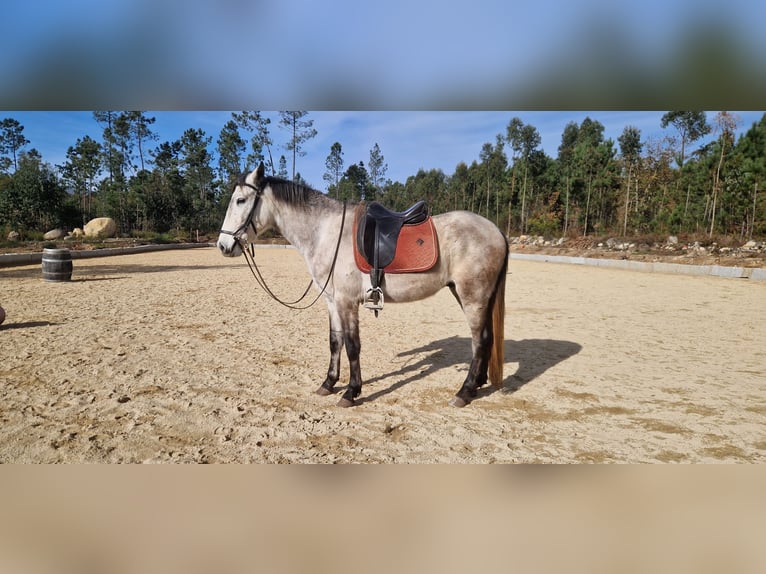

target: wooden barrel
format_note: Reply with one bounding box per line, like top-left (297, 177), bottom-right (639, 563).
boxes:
top-left (42, 248), bottom-right (73, 282)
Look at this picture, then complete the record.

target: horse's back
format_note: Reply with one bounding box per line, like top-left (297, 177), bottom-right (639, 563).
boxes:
top-left (377, 210), bottom-right (506, 304)
top-left (433, 210), bottom-right (507, 272)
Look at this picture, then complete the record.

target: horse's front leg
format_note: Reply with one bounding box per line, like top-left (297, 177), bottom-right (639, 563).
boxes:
top-left (316, 305), bottom-right (344, 396)
top-left (338, 306), bottom-right (362, 408)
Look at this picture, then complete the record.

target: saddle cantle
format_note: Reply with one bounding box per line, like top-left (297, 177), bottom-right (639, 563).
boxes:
top-left (353, 200), bottom-right (438, 314)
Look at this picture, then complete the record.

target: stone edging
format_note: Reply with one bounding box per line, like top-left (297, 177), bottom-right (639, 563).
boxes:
top-left (4, 243), bottom-right (763, 281)
top-left (509, 252), bottom-right (766, 281)
top-left (0, 243), bottom-right (214, 268)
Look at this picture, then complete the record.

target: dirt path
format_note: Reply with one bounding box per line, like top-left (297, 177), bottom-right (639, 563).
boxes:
top-left (1, 247), bottom-right (763, 462)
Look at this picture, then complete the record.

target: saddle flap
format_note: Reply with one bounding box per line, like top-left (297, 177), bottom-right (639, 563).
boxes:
top-left (354, 202), bottom-right (438, 274)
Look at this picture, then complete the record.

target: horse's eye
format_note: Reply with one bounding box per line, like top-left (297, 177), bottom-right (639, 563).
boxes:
top-left (236, 197), bottom-right (247, 206)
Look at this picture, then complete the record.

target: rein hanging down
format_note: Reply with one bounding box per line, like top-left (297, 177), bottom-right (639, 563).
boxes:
top-left (241, 201), bottom-right (347, 311)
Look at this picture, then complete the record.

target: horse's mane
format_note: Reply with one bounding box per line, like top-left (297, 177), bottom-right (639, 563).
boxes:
top-left (263, 176), bottom-right (336, 209)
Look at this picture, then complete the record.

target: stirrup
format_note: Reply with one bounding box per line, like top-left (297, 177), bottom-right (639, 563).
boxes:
top-left (363, 287), bottom-right (384, 315)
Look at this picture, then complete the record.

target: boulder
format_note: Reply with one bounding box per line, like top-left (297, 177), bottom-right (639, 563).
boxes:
top-left (84, 217), bottom-right (117, 238)
top-left (44, 228), bottom-right (66, 240)
top-left (7, 230), bottom-right (19, 241)
top-left (65, 228), bottom-right (85, 240)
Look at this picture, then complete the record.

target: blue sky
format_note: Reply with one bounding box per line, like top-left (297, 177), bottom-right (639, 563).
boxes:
top-left (3, 1), bottom-right (765, 109)
top-left (4, 111), bottom-right (764, 192)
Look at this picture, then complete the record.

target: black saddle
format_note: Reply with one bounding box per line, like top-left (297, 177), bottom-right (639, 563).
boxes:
top-left (358, 200), bottom-right (429, 269)
top-left (356, 200), bottom-right (429, 313)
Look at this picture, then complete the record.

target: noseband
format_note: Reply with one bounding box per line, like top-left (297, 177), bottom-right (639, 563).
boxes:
top-left (219, 181), bottom-right (262, 243)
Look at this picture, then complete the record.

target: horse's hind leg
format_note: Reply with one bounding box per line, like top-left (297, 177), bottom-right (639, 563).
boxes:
top-left (451, 300), bottom-right (494, 407)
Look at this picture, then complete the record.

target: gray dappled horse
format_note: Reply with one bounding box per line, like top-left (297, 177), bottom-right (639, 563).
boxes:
top-left (217, 164), bottom-right (508, 407)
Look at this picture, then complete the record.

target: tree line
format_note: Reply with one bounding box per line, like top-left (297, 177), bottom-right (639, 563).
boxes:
top-left (1, 111), bottom-right (764, 241)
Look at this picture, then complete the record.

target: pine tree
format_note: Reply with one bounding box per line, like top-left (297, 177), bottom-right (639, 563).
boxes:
top-left (217, 120), bottom-right (246, 188)
top-left (279, 111), bottom-right (317, 180)
top-left (323, 142), bottom-right (344, 197)
top-left (0, 118), bottom-right (30, 173)
top-left (368, 143), bottom-right (388, 200)
top-left (232, 111), bottom-right (275, 174)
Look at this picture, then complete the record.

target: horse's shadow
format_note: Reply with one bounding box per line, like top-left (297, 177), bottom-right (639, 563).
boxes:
top-left (359, 337), bottom-right (582, 404)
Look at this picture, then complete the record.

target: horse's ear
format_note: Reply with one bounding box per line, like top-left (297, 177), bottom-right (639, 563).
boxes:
top-left (254, 162), bottom-right (265, 183)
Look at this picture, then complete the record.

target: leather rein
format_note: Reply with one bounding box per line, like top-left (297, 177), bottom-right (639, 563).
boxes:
top-left (219, 181), bottom-right (347, 310)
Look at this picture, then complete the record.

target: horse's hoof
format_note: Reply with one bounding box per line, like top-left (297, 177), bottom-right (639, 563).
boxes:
top-left (315, 385), bottom-right (335, 396)
top-left (450, 396), bottom-right (469, 408)
top-left (337, 397), bottom-right (355, 408)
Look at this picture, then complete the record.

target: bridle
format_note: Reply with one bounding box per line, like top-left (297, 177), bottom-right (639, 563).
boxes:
top-left (219, 179), bottom-right (347, 310)
top-left (218, 181), bottom-right (262, 242)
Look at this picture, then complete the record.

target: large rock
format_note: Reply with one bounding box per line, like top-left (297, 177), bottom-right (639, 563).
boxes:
top-left (44, 228), bottom-right (66, 240)
top-left (65, 228), bottom-right (85, 240)
top-left (84, 217), bottom-right (117, 238)
top-left (7, 230), bottom-right (19, 241)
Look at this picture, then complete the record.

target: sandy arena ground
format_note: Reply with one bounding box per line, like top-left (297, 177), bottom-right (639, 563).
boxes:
top-left (0, 246), bottom-right (764, 463)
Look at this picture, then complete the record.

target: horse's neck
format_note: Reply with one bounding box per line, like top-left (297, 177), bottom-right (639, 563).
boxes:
top-left (272, 200), bottom-right (341, 264)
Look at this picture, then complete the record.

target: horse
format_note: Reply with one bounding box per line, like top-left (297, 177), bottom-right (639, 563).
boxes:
top-left (217, 163), bottom-right (509, 407)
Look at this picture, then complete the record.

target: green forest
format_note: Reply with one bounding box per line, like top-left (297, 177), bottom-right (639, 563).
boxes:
top-left (1, 111), bottom-right (764, 243)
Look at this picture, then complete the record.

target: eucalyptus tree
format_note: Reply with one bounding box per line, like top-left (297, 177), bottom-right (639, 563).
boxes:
top-left (403, 168), bottom-right (447, 213)
top-left (709, 111), bottom-right (740, 237)
top-left (447, 161), bottom-right (472, 213)
top-left (557, 121), bottom-right (579, 234)
top-left (477, 135), bottom-right (508, 228)
top-left (570, 117), bottom-right (608, 235)
top-left (617, 126), bottom-right (642, 236)
top-left (506, 118), bottom-right (540, 233)
top-left (660, 111), bottom-right (710, 169)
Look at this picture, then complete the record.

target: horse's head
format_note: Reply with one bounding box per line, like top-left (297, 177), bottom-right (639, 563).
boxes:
top-left (217, 163), bottom-right (269, 257)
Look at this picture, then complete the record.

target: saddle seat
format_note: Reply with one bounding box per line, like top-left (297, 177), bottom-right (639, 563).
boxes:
top-left (360, 200), bottom-right (429, 268)
top-left (353, 200), bottom-right (439, 314)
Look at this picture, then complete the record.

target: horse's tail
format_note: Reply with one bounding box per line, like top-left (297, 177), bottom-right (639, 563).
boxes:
top-left (488, 240), bottom-right (508, 388)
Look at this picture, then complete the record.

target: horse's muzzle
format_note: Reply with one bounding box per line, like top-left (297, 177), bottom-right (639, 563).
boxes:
top-left (217, 235), bottom-right (242, 257)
